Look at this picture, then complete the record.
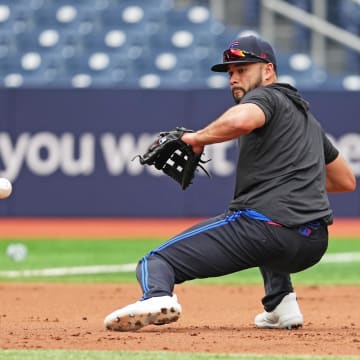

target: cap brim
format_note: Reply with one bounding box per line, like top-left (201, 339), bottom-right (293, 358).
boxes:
top-left (211, 59), bottom-right (264, 72)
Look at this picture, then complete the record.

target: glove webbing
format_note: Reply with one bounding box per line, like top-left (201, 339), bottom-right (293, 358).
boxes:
top-left (153, 141), bottom-right (183, 170)
top-left (162, 150), bottom-right (198, 189)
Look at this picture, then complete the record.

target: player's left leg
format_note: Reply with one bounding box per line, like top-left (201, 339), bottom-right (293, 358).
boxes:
top-left (258, 268), bottom-right (294, 312)
top-left (255, 221), bottom-right (328, 329)
top-left (255, 268), bottom-right (303, 329)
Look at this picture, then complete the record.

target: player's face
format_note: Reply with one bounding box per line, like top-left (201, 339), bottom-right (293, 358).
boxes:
top-left (227, 63), bottom-right (265, 104)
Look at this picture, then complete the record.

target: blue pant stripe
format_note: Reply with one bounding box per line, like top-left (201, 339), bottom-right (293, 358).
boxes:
top-left (141, 256), bottom-right (149, 294)
top-left (141, 217), bottom-right (229, 299)
top-left (151, 218), bottom-right (229, 254)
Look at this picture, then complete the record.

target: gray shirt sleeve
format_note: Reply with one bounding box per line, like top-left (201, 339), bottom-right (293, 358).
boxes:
top-left (241, 87), bottom-right (275, 124)
top-left (323, 132), bottom-right (339, 164)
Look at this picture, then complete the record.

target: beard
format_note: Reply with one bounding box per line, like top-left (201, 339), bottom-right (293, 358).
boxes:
top-left (231, 74), bottom-right (263, 104)
top-left (231, 87), bottom-right (246, 104)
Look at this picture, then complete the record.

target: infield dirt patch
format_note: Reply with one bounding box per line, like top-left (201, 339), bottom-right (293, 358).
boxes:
top-left (0, 217), bottom-right (358, 239)
top-left (0, 283), bottom-right (359, 355)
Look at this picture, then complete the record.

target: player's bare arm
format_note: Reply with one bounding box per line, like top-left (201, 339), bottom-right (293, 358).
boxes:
top-left (182, 103), bottom-right (265, 153)
top-left (326, 154), bottom-right (356, 192)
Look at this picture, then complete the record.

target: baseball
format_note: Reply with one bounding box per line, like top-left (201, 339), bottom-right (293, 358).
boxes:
top-left (0, 178), bottom-right (12, 199)
top-left (6, 243), bottom-right (28, 262)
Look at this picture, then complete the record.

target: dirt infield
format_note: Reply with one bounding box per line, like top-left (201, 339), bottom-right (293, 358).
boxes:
top-left (1, 283), bottom-right (359, 355)
top-left (0, 218), bottom-right (359, 355)
top-left (0, 217), bottom-right (359, 239)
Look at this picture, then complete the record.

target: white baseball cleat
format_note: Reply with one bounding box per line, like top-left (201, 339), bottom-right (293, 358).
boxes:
top-left (254, 292), bottom-right (304, 329)
top-left (104, 294), bottom-right (182, 331)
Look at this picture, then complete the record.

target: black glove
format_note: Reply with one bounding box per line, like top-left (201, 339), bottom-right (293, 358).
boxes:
top-left (133, 127), bottom-right (210, 190)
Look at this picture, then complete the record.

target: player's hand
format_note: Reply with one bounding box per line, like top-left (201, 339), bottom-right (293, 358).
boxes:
top-left (181, 132), bottom-right (204, 155)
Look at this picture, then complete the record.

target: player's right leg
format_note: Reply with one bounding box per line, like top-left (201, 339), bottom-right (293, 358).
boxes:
top-left (104, 293), bottom-right (182, 331)
top-left (104, 211), bottom-right (259, 331)
top-left (104, 252), bottom-right (182, 331)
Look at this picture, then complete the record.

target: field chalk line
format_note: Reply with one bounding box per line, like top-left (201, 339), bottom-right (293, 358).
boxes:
top-left (0, 253), bottom-right (359, 278)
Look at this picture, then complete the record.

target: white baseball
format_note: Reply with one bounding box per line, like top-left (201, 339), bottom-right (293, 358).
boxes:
top-left (6, 243), bottom-right (28, 262)
top-left (0, 178), bottom-right (12, 199)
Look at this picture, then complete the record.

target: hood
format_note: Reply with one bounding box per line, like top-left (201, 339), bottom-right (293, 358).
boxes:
top-left (267, 83), bottom-right (309, 115)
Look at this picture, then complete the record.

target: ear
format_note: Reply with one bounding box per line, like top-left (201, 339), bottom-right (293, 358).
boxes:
top-left (263, 63), bottom-right (276, 81)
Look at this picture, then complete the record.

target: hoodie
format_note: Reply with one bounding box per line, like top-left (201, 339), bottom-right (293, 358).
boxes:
top-left (229, 82), bottom-right (335, 226)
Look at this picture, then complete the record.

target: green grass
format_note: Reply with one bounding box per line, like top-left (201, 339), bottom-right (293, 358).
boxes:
top-left (0, 238), bottom-right (160, 268)
top-left (0, 237), bottom-right (359, 284)
top-left (0, 350), bottom-right (359, 360)
top-left (0, 238), bottom-right (159, 283)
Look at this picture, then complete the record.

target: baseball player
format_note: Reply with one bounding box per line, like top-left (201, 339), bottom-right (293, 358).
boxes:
top-left (104, 35), bottom-right (356, 331)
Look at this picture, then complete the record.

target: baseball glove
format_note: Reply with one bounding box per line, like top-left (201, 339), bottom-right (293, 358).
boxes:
top-left (133, 127), bottom-right (210, 190)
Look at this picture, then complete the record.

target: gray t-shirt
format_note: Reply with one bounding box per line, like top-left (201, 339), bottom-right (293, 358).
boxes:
top-left (229, 83), bottom-right (339, 227)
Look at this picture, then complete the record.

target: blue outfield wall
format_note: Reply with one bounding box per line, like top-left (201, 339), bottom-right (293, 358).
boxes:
top-left (0, 88), bottom-right (359, 217)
